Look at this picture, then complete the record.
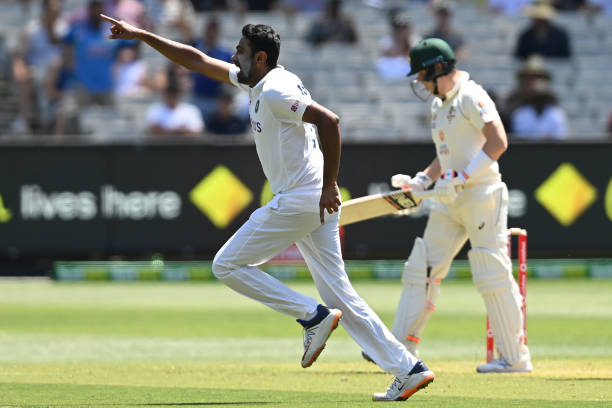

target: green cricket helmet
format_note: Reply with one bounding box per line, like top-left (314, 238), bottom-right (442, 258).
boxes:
top-left (407, 38), bottom-right (455, 77)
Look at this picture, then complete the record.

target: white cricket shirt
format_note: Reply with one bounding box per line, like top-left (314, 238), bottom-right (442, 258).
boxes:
top-left (229, 65), bottom-right (323, 212)
top-left (430, 72), bottom-right (501, 185)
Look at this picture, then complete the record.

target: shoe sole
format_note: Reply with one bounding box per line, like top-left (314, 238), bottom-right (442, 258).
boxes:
top-left (301, 311), bottom-right (342, 368)
top-left (397, 374), bottom-right (435, 401)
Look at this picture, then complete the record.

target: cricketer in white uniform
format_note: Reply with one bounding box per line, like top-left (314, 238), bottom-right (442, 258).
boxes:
top-left (387, 38), bottom-right (532, 373)
top-left (101, 16), bottom-right (434, 401)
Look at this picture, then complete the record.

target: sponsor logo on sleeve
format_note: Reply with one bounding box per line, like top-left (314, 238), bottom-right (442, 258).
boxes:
top-left (290, 100), bottom-right (300, 112)
top-left (477, 101), bottom-right (488, 117)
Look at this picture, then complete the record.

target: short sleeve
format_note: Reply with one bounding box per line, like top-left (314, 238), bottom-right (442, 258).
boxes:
top-left (263, 83), bottom-right (312, 123)
top-left (460, 85), bottom-right (500, 130)
top-left (228, 65), bottom-right (252, 93)
top-left (145, 103), bottom-right (163, 125)
top-left (183, 105), bottom-right (204, 132)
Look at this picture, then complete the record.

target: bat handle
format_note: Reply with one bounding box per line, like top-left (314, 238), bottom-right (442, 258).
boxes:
top-left (411, 189), bottom-right (436, 201)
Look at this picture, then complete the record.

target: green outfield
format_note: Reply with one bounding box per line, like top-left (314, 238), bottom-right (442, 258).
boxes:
top-left (0, 278), bottom-right (611, 407)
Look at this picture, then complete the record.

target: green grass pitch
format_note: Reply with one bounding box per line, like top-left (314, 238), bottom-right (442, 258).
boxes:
top-left (0, 278), bottom-right (611, 407)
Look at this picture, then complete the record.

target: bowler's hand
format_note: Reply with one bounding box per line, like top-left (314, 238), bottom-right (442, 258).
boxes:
top-left (100, 14), bottom-right (141, 40)
top-left (319, 183), bottom-right (342, 224)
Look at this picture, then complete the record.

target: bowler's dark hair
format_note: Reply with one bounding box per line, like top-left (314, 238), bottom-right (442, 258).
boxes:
top-left (241, 24), bottom-right (280, 69)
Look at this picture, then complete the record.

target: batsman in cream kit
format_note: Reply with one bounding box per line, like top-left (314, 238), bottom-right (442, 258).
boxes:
top-left (371, 38), bottom-right (532, 373)
top-left (101, 14), bottom-right (434, 401)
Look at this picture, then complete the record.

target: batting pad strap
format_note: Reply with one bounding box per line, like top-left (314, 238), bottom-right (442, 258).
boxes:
top-left (406, 335), bottom-right (420, 343)
top-left (468, 248), bottom-right (513, 294)
top-left (401, 238), bottom-right (428, 285)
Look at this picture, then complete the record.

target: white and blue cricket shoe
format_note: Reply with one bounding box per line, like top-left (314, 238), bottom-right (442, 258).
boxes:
top-left (372, 360), bottom-right (435, 402)
top-left (298, 304), bottom-right (342, 368)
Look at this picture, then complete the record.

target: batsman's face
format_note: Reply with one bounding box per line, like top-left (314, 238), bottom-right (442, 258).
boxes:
top-left (232, 37), bottom-right (254, 85)
top-left (417, 70), bottom-right (436, 93)
top-left (410, 70), bottom-right (434, 102)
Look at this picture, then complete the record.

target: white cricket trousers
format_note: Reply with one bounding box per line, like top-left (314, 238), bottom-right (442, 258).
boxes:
top-left (212, 198), bottom-right (417, 376)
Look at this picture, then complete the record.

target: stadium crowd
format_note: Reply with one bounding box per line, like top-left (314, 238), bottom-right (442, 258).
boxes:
top-left (1, 0), bottom-right (611, 142)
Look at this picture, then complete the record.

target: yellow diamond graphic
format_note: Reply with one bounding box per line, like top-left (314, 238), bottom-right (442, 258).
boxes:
top-left (535, 163), bottom-right (597, 226)
top-left (0, 193), bottom-right (12, 223)
top-left (190, 165), bottom-right (253, 229)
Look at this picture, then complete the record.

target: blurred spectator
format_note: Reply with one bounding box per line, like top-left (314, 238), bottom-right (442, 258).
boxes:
top-left (587, 0), bottom-right (612, 15)
top-left (501, 55), bottom-right (552, 126)
top-left (488, 0), bottom-right (531, 16)
top-left (607, 112), bottom-right (612, 137)
top-left (11, 0), bottom-right (67, 133)
top-left (552, 0), bottom-right (586, 11)
top-left (63, 0), bottom-right (119, 107)
top-left (46, 47), bottom-right (78, 136)
top-left (376, 11), bottom-right (421, 81)
top-left (146, 71), bottom-right (204, 138)
top-left (104, 0), bottom-right (149, 28)
top-left (514, 2), bottom-right (571, 60)
top-left (113, 42), bottom-right (151, 98)
top-left (188, 0), bottom-right (229, 11)
top-left (282, 0), bottom-right (326, 14)
top-left (68, 0), bottom-right (149, 27)
top-left (242, 0), bottom-right (278, 10)
top-left (141, 0), bottom-right (166, 27)
top-left (424, 4), bottom-right (467, 60)
top-left (179, 16), bottom-right (232, 121)
top-left (509, 58), bottom-right (568, 140)
top-left (206, 91), bottom-right (248, 137)
top-left (305, 0), bottom-right (358, 47)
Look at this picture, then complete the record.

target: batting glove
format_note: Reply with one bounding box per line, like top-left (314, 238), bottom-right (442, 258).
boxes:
top-left (434, 170), bottom-right (466, 205)
top-left (391, 172), bottom-right (432, 193)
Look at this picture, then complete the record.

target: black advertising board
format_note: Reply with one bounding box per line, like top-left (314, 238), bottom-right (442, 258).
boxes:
top-left (0, 142), bottom-right (610, 261)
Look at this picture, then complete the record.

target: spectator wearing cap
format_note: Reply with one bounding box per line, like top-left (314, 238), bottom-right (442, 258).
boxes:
top-left (514, 1), bottom-right (571, 59)
top-left (508, 56), bottom-right (568, 140)
top-left (424, 4), bottom-right (467, 60)
top-left (501, 55), bottom-right (552, 125)
top-left (376, 11), bottom-right (421, 81)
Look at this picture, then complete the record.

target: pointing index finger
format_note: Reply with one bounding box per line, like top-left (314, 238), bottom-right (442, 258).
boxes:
top-left (100, 14), bottom-right (120, 25)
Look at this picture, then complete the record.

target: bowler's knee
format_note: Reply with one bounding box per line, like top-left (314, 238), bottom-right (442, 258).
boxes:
top-left (212, 251), bottom-right (235, 280)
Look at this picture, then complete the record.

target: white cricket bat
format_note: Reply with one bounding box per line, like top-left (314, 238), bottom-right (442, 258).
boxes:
top-left (339, 189), bottom-right (434, 226)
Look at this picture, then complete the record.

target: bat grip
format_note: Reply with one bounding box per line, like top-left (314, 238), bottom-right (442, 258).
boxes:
top-left (411, 189), bottom-right (436, 201)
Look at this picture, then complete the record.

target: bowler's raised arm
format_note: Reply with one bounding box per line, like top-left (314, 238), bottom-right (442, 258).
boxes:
top-left (100, 14), bottom-right (234, 85)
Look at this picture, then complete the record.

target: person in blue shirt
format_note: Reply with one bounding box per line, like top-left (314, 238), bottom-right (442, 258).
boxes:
top-left (178, 15), bottom-right (233, 122)
top-left (63, 0), bottom-right (120, 106)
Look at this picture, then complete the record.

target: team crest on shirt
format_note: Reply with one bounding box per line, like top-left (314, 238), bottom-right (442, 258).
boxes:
top-left (255, 100), bottom-right (260, 113)
top-left (447, 106), bottom-right (456, 124)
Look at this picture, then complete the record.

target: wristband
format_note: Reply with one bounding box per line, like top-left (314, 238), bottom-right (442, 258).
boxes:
top-left (414, 171), bottom-right (433, 189)
top-left (462, 150), bottom-right (494, 181)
